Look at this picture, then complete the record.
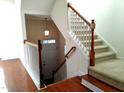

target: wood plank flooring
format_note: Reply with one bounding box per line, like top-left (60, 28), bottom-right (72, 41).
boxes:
top-left (40, 75), bottom-right (120, 92)
top-left (0, 59), bottom-right (37, 92)
top-left (40, 76), bottom-right (91, 92)
top-left (0, 59), bottom-right (121, 92)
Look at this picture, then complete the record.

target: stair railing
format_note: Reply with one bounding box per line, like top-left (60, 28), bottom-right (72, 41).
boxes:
top-left (68, 3), bottom-right (96, 66)
top-left (24, 40), bottom-right (45, 88)
top-left (53, 46), bottom-right (76, 76)
top-left (90, 20), bottom-right (95, 66)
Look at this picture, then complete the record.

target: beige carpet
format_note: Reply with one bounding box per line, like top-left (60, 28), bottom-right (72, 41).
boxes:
top-left (89, 59), bottom-right (124, 91)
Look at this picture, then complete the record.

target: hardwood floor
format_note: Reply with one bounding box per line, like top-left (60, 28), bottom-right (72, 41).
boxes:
top-left (39, 75), bottom-right (120, 92)
top-left (39, 76), bottom-right (91, 92)
top-left (0, 59), bottom-right (120, 92)
top-left (0, 59), bottom-right (37, 92)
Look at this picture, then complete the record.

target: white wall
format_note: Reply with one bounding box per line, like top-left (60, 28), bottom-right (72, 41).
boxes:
top-left (66, 38), bottom-right (89, 78)
top-left (21, 0), bottom-right (56, 65)
top-left (21, 0), bottom-right (56, 15)
top-left (51, 0), bottom-right (89, 79)
top-left (68, 0), bottom-right (124, 58)
top-left (0, 0), bottom-right (25, 61)
top-left (51, 0), bottom-right (68, 40)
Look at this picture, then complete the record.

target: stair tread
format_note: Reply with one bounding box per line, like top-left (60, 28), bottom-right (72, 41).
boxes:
top-left (94, 45), bottom-right (108, 50)
top-left (95, 52), bottom-right (115, 59)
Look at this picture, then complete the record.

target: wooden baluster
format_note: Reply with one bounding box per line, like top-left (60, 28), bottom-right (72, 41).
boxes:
top-left (90, 20), bottom-right (95, 66)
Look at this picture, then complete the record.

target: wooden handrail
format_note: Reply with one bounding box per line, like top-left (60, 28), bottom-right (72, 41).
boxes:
top-left (24, 40), bottom-right (38, 48)
top-left (68, 3), bottom-right (96, 66)
top-left (53, 46), bottom-right (76, 75)
top-left (68, 3), bottom-right (91, 26)
top-left (65, 46), bottom-right (76, 58)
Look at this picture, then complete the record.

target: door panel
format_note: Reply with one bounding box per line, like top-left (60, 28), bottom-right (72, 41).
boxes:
top-left (42, 39), bottom-right (58, 80)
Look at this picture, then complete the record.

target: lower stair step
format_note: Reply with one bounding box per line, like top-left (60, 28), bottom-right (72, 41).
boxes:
top-left (95, 52), bottom-right (115, 62)
top-left (95, 45), bottom-right (108, 53)
top-left (89, 59), bottom-right (124, 91)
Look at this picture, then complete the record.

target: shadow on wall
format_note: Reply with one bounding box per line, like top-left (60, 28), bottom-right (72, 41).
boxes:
top-left (25, 14), bottom-right (67, 81)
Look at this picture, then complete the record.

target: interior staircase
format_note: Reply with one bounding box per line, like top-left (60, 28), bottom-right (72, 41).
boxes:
top-left (68, 3), bottom-right (124, 91)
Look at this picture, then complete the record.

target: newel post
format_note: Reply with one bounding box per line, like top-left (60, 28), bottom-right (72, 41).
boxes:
top-left (90, 20), bottom-right (96, 66)
top-left (38, 40), bottom-right (44, 88)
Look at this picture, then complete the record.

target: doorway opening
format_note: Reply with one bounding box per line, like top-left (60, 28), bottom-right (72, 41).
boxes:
top-left (25, 14), bottom-right (66, 86)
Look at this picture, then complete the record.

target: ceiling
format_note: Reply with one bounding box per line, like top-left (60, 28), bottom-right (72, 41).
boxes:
top-left (21, 0), bottom-right (56, 15)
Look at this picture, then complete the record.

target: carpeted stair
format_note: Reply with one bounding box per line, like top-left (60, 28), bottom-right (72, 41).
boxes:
top-left (89, 59), bottom-right (124, 91)
top-left (68, 7), bottom-right (124, 91)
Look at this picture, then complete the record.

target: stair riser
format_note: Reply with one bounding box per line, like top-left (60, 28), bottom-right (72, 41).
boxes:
top-left (95, 48), bottom-right (108, 53)
top-left (95, 55), bottom-right (116, 62)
